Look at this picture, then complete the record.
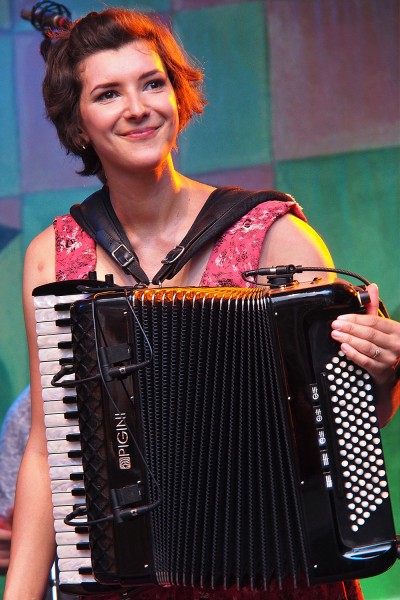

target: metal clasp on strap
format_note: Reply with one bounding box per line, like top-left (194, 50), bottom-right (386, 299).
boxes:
top-left (111, 243), bottom-right (135, 268)
top-left (161, 245), bottom-right (185, 265)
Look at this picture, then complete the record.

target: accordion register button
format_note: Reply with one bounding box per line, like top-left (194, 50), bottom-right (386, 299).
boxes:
top-left (320, 451), bottom-right (330, 469)
top-left (317, 428), bottom-right (327, 447)
top-left (325, 473), bottom-right (333, 489)
top-left (314, 406), bottom-right (323, 424)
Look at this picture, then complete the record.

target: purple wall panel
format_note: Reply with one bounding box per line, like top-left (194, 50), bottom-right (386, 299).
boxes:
top-left (193, 164), bottom-right (275, 189)
top-left (15, 32), bottom-right (97, 192)
top-left (268, 0), bottom-right (400, 160)
top-left (0, 197), bottom-right (21, 229)
top-left (172, 0), bottom-right (239, 9)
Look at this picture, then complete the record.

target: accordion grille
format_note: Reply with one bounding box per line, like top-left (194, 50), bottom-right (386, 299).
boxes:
top-left (72, 303), bottom-right (118, 577)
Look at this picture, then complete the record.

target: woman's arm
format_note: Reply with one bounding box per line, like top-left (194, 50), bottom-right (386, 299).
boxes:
top-left (4, 227), bottom-right (57, 599)
top-left (259, 213), bottom-right (335, 282)
top-left (261, 214), bottom-right (399, 427)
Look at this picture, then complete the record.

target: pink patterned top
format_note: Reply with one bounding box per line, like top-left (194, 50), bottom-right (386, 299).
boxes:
top-left (54, 199), bottom-right (304, 284)
top-left (52, 197), bottom-right (363, 600)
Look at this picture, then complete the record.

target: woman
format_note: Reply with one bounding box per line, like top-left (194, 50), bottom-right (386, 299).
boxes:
top-left (5, 8), bottom-right (399, 600)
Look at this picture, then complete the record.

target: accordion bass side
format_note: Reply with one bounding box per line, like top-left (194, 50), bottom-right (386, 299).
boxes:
top-left (33, 278), bottom-right (398, 595)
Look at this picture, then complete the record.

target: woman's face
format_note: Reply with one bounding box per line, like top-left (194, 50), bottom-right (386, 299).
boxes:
top-left (78, 40), bottom-right (179, 176)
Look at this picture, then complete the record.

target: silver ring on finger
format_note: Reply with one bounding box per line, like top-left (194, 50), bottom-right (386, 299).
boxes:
top-left (372, 347), bottom-right (381, 359)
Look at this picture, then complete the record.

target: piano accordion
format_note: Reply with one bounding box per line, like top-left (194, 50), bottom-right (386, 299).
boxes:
top-left (33, 278), bottom-right (397, 595)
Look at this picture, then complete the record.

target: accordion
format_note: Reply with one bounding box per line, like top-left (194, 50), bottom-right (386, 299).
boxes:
top-left (33, 278), bottom-right (397, 595)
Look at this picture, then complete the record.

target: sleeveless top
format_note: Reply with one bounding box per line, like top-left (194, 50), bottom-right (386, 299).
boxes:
top-left (54, 199), bottom-right (304, 284)
top-left (53, 197), bottom-right (363, 600)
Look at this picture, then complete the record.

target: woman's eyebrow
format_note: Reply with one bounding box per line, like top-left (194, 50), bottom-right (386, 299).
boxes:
top-left (89, 70), bottom-right (165, 95)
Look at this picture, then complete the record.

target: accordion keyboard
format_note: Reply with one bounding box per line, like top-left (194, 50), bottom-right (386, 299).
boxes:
top-left (34, 291), bottom-right (98, 589)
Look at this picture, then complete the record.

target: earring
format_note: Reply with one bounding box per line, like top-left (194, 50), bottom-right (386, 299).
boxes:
top-left (81, 144), bottom-right (86, 151)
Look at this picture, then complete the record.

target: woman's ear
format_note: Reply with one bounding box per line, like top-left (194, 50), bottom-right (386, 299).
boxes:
top-left (77, 126), bottom-right (90, 146)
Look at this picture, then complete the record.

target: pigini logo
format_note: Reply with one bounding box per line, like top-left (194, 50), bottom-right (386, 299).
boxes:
top-left (115, 412), bottom-right (131, 470)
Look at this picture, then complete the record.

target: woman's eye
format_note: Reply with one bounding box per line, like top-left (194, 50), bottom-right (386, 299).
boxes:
top-left (145, 79), bottom-right (165, 91)
top-left (96, 90), bottom-right (118, 101)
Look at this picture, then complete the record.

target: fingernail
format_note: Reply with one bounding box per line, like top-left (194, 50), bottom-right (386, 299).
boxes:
top-left (331, 319), bottom-right (342, 328)
top-left (337, 314), bottom-right (349, 321)
top-left (331, 330), bottom-right (342, 339)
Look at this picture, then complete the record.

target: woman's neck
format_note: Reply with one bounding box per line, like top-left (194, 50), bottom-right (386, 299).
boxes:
top-left (103, 157), bottom-right (215, 261)
top-left (99, 158), bottom-right (215, 284)
top-left (105, 159), bottom-right (190, 234)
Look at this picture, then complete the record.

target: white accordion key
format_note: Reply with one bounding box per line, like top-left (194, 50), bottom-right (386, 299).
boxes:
top-left (56, 531), bottom-right (87, 546)
top-left (38, 347), bottom-right (72, 362)
top-left (51, 478), bottom-right (84, 494)
top-left (58, 557), bottom-right (92, 573)
top-left (35, 306), bottom-right (71, 323)
top-left (47, 439), bottom-right (81, 454)
top-left (34, 293), bottom-right (87, 309)
top-left (40, 360), bottom-right (70, 376)
top-left (51, 492), bottom-right (85, 508)
top-left (50, 465), bottom-right (83, 481)
top-left (53, 505), bottom-right (76, 521)
top-left (37, 332), bottom-right (72, 349)
top-left (43, 387), bottom-right (76, 401)
top-left (57, 544), bottom-right (91, 559)
top-left (54, 569), bottom-right (95, 584)
top-left (44, 401), bottom-right (78, 416)
top-left (48, 452), bottom-right (82, 468)
top-left (41, 373), bottom-right (75, 388)
top-left (54, 517), bottom-right (78, 534)
top-left (36, 321), bottom-right (71, 336)
top-left (46, 425), bottom-right (80, 441)
top-left (45, 413), bottom-right (79, 428)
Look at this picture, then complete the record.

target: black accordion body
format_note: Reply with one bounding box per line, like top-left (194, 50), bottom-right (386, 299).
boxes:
top-left (33, 278), bottom-right (397, 595)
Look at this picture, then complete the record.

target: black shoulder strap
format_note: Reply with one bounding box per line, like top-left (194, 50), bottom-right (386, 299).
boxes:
top-left (152, 187), bottom-right (293, 284)
top-left (70, 185), bottom-right (294, 285)
top-left (70, 186), bottom-right (150, 284)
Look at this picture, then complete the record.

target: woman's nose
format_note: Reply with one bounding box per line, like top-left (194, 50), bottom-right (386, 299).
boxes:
top-left (124, 91), bottom-right (149, 119)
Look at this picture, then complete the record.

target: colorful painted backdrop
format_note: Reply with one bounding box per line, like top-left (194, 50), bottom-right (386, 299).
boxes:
top-left (0, 0), bottom-right (398, 598)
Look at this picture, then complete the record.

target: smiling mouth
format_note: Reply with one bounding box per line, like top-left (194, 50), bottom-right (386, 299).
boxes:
top-left (121, 126), bottom-right (160, 139)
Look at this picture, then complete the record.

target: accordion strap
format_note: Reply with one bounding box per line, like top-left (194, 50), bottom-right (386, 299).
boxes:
top-left (70, 186), bottom-right (293, 286)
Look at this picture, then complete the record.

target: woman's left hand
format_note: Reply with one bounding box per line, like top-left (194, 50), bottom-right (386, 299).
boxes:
top-left (331, 283), bottom-right (400, 425)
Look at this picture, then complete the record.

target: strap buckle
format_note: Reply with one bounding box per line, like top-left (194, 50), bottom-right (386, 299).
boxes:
top-left (161, 245), bottom-right (185, 265)
top-left (111, 244), bottom-right (135, 268)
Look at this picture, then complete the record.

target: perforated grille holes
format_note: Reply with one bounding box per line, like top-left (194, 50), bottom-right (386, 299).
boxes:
top-left (325, 351), bottom-right (389, 532)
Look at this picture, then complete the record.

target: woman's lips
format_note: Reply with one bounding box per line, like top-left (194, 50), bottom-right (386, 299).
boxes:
top-left (121, 126), bottom-right (160, 139)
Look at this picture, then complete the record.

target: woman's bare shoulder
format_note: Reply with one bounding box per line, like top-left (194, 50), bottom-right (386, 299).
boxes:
top-left (261, 213), bottom-right (335, 281)
top-left (24, 224), bottom-right (56, 290)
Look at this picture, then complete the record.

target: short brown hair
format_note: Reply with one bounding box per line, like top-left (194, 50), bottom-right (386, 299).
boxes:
top-left (42, 8), bottom-right (206, 176)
